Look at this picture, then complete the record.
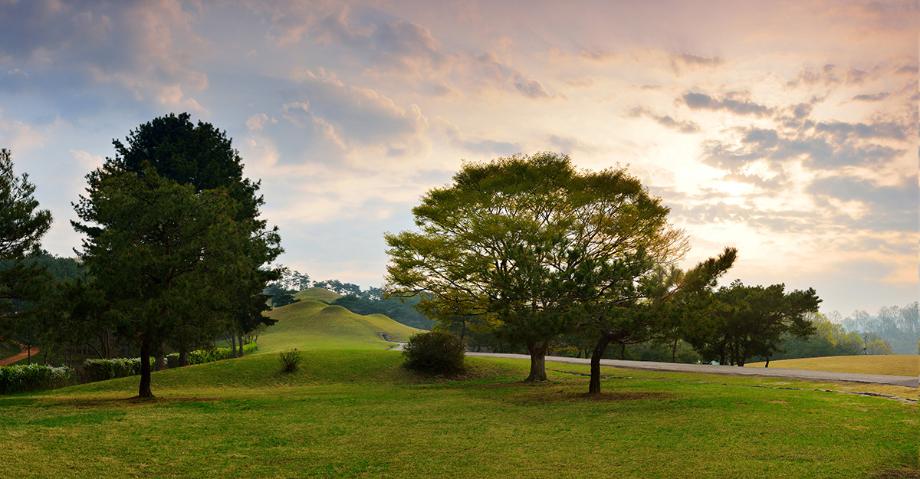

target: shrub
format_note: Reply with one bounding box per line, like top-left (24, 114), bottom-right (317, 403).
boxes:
top-left (403, 331), bottom-right (465, 375)
top-left (0, 364), bottom-right (74, 394)
top-left (279, 349), bottom-right (302, 373)
top-left (82, 358), bottom-right (149, 382)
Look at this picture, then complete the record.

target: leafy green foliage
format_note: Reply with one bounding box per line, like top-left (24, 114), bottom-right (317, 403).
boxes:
top-left (333, 294), bottom-right (434, 330)
top-left (402, 331), bottom-right (465, 375)
top-left (0, 149), bottom-right (53, 350)
top-left (278, 349), bottom-right (302, 373)
top-left (72, 114), bottom-right (281, 397)
top-left (0, 363), bottom-right (72, 394)
top-left (82, 343), bottom-right (258, 383)
top-left (0, 149), bottom-right (52, 260)
top-left (387, 153), bottom-right (687, 382)
top-left (683, 281), bottom-right (821, 366)
top-left (82, 358), bottom-right (151, 382)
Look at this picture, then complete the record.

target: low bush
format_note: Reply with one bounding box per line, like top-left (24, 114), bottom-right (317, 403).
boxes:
top-left (84, 343), bottom-right (258, 381)
top-left (403, 331), bottom-right (465, 375)
top-left (0, 364), bottom-right (74, 394)
top-left (82, 358), bottom-right (149, 382)
top-left (279, 349), bottom-right (302, 373)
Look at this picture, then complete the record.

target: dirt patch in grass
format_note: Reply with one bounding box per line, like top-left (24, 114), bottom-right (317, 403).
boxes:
top-left (507, 387), bottom-right (672, 405)
top-left (875, 468), bottom-right (920, 479)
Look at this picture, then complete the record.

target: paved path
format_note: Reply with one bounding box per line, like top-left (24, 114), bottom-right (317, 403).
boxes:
top-left (466, 352), bottom-right (919, 388)
top-left (0, 342), bottom-right (37, 366)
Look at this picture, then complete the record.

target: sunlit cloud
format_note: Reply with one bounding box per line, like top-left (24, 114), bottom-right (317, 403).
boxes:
top-left (0, 0), bottom-right (915, 314)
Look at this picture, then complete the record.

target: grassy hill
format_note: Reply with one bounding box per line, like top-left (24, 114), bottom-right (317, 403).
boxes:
top-left (0, 306), bottom-right (917, 477)
top-left (294, 287), bottom-right (342, 303)
top-left (748, 354), bottom-right (919, 377)
top-left (259, 299), bottom-right (421, 352)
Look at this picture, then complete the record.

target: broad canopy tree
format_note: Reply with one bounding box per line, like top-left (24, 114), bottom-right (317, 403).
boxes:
top-left (387, 153), bottom-right (693, 382)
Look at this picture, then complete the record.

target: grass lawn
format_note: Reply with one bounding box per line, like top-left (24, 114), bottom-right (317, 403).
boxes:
top-left (294, 287), bottom-right (343, 304)
top-left (0, 303), bottom-right (916, 478)
top-left (748, 355), bottom-right (919, 377)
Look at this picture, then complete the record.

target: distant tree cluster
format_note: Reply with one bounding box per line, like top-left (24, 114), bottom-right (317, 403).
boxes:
top-left (264, 270), bottom-right (434, 330)
top-left (840, 303), bottom-right (918, 354)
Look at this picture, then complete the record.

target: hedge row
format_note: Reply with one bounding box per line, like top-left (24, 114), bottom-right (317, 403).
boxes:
top-left (82, 343), bottom-right (258, 383)
top-left (0, 364), bottom-right (74, 394)
top-left (165, 342), bottom-right (258, 367)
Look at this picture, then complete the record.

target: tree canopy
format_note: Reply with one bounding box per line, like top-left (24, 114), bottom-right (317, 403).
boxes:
top-left (387, 153), bottom-right (688, 381)
top-left (0, 149), bottom-right (53, 357)
top-left (72, 114), bottom-right (282, 397)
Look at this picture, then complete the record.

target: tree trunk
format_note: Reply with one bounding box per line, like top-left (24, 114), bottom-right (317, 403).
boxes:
top-left (178, 348), bottom-right (189, 367)
top-left (154, 343), bottom-right (166, 371)
top-left (237, 334), bottom-right (245, 357)
top-left (138, 337), bottom-right (154, 399)
top-left (589, 335), bottom-right (612, 395)
top-left (764, 357), bottom-right (770, 368)
top-left (671, 337), bottom-right (679, 363)
top-left (619, 342), bottom-right (626, 360)
top-left (525, 342), bottom-right (547, 382)
top-left (230, 333), bottom-right (238, 357)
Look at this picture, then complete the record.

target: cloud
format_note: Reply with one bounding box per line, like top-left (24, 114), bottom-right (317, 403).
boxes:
top-left (474, 53), bottom-right (553, 99)
top-left (441, 123), bottom-right (520, 155)
top-left (703, 124), bottom-right (905, 172)
top-left (809, 176), bottom-right (918, 231)
top-left (545, 134), bottom-right (596, 155)
top-left (785, 63), bottom-right (883, 88)
top-left (312, 6), bottom-right (444, 70)
top-left (0, 117), bottom-right (46, 152)
top-left (682, 91), bottom-right (772, 116)
top-left (287, 68), bottom-right (428, 149)
top-left (670, 52), bottom-right (722, 73)
top-left (0, 0), bottom-right (209, 110)
top-left (814, 121), bottom-right (907, 141)
top-left (630, 107), bottom-right (700, 133)
top-left (852, 92), bottom-right (890, 102)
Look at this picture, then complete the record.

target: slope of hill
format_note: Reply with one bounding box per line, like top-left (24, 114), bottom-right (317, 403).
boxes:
top-left (294, 287), bottom-right (342, 303)
top-left (259, 299), bottom-right (421, 352)
top-left (747, 354), bottom-right (919, 376)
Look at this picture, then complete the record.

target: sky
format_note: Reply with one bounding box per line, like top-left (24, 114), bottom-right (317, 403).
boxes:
top-left (0, 0), bottom-right (916, 316)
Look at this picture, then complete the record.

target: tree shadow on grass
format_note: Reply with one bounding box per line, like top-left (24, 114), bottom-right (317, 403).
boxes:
top-left (875, 468), bottom-right (920, 479)
top-left (36, 396), bottom-right (220, 408)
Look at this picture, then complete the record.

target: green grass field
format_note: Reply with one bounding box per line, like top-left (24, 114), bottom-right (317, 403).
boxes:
top-left (0, 303), bottom-right (917, 478)
top-left (748, 355), bottom-right (919, 377)
top-left (294, 287), bottom-right (343, 304)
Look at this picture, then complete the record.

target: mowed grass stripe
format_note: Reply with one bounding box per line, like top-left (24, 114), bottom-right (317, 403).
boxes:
top-left (748, 355), bottom-right (919, 377)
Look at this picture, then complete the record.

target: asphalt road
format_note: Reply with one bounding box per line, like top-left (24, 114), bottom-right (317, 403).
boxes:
top-left (466, 352), bottom-right (919, 388)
